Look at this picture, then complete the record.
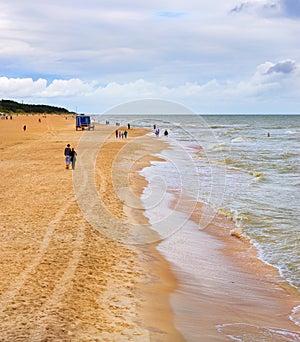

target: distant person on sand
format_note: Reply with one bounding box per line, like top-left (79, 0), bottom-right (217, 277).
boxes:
top-left (23, 125), bottom-right (27, 132)
top-left (64, 144), bottom-right (72, 169)
top-left (70, 148), bottom-right (77, 170)
top-left (115, 129), bottom-right (118, 138)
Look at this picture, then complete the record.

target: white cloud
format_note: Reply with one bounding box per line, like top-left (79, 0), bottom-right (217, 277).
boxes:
top-left (40, 79), bottom-right (95, 97)
top-left (0, 77), bottom-right (94, 98)
top-left (1, 58), bottom-right (299, 113)
top-left (0, 77), bottom-right (47, 97)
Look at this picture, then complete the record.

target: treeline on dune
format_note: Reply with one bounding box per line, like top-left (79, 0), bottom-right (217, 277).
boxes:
top-left (0, 99), bottom-right (71, 114)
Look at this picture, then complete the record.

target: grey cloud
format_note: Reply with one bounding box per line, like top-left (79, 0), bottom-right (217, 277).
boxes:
top-left (230, 2), bottom-right (253, 13)
top-left (230, 1), bottom-right (280, 16)
top-left (266, 60), bottom-right (297, 74)
top-left (231, 0), bottom-right (300, 17)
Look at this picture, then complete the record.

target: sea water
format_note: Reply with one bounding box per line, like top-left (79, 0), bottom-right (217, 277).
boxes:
top-left (98, 114), bottom-right (299, 294)
top-left (97, 114), bottom-right (300, 337)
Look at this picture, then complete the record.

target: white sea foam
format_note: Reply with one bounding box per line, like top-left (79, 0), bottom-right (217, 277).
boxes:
top-left (216, 323), bottom-right (300, 341)
top-left (231, 136), bottom-right (253, 143)
top-left (290, 305), bottom-right (300, 327)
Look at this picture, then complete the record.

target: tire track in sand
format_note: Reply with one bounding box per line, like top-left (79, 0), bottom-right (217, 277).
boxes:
top-left (28, 129), bottom-right (118, 340)
top-left (0, 198), bottom-right (73, 316)
top-left (0, 117), bottom-right (74, 316)
top-left (28, 174), bottom-right (90, 340)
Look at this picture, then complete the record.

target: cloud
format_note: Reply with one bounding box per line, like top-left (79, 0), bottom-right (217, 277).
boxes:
top-left (266, 59), bottom-right (297, 74)
top-left (0, 1), bottom-right (299, 113)
top-left (1, 59), bottom-right (299, 114)
top-left (230, 1), bottom-right (281, 16)
top-left (230, 0), bottom-right (300, 18)
top-left (0, 77), bottom-right (47, 97)
top-left (0, 77), bottom-right (94, 98)
top-left (235, 59), bottom-right (300, 104)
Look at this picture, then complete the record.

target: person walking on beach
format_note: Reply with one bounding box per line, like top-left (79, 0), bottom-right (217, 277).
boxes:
top-left (64, 144), bottom-right (72, 169)
top-left (70, 148), bottom-right (77, 170)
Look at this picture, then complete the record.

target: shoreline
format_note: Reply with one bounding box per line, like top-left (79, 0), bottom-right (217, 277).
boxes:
top-left (1, 115), bottom-right (299, 341)
top-left (94, 127), bottom-right (185, 340)
top-left (139, 146), bottom-right (300, 340)
top-left (92, 122), bottom-right (300, 339)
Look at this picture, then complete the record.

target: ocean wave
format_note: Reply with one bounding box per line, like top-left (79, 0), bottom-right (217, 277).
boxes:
top-left (217, 207), bottom-right (248, 229)
top-left (231, 136), bottom-right (254, 143)
top-left (210, 124), bottom-right (249, 129)
top-left (249, 171), bottom-right (265, 180)
top-left (290, 305), bottom-right (300, 327)
top-left (210, 124), bottom-right (235, 129)
top-left (282, 151), bottom-right (298, 158)
top-left (216, 323), bottom-right (300, 341)
top-left (230, 227), bottom-right (245, 240)
top-left (224, 157), bottom-right (245, 169)
top-left (286, 130), bottom-right (299, 134)
top-left (218, 207), bottom-right (236, 220)
top-left (209, 142), bottom-right (228, 152)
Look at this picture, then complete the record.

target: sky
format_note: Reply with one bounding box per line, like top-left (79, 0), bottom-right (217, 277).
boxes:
top-left (0, 0), bottom-right (300, 114)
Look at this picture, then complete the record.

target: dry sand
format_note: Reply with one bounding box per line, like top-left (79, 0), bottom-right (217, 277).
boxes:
top-left (0, 115), bottom-right (182, 341)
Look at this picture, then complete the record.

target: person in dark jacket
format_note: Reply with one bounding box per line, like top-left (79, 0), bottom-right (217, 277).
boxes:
top-left (70, 148), bottom-right (77, 170)
top-left (64, 144), bottom-right (71, 169)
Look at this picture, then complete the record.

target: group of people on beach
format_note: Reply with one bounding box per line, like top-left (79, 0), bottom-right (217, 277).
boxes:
top-left (64, 144), bottom-right (77, 170)
top-left (115, 129), bottom-right (128, 139)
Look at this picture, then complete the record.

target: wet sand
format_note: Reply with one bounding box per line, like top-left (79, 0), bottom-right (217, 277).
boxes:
top-left (156, 193), bottom-right (300, 341)
top-left (0, 115), bottom-right (299, 341)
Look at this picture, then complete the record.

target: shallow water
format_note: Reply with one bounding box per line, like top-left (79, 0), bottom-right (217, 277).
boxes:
top-left (98, 114), bottom-right (300, 294)
top-left (97, 114), bottom-right (300, 337)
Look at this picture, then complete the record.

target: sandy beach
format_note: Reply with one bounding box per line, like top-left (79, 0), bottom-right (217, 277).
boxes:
top-left (0, 115), bottom-right (183, 341)
top-left (0, 115), bottom-right (299, 341)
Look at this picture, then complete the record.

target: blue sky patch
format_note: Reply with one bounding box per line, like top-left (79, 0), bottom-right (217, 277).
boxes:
top-left (157, 11), bottom-right (186, 18)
